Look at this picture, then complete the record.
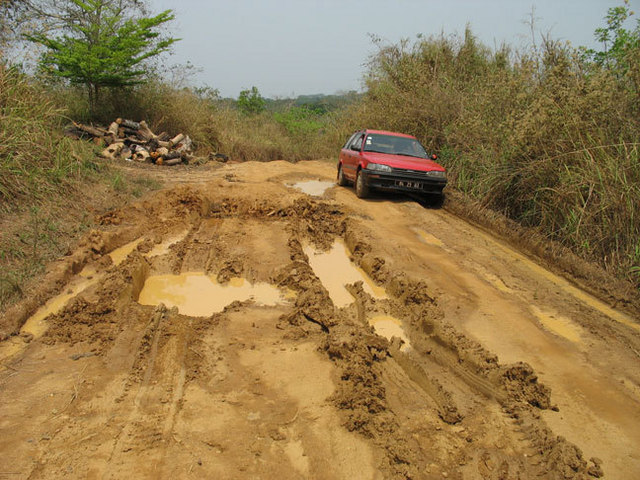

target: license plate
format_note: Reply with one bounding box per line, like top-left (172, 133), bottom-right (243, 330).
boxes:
top-left (395, 180), bottom-right (422, 189)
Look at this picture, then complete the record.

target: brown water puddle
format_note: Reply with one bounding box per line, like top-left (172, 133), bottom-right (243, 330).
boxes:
top-left (147, 230), bottom-right (189, 257)
top-left (137, 272), bottom-right (289, 317)
top-left (480, 271), bottom-right (513, 294)
top-left (303, 240), bottom-right (387, 308)
top-left (109, 238), bottom-right (144, 265)
top-left (369, 315), bottom-right (410, 350)
top-left (472, 228), bottom-right (640, 332)
top-left (289, 180), bottom-right (334, 197)
top-left (413, 228), bottom-right (444, 248)
top-left (531, 306), bottom-right (583, 344)
top-left (0, 274), bottom-right (102, 362)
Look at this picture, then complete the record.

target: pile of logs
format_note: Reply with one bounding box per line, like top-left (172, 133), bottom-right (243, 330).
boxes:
top-left (68, 118), bottom-right (194, 166)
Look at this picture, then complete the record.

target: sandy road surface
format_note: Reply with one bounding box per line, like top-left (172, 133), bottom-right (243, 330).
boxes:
top-left (1, 160), bottom-right (639, 479)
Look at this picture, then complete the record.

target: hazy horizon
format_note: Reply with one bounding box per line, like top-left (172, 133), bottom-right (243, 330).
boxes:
top-left (150, 0), bottom-right (631, 98)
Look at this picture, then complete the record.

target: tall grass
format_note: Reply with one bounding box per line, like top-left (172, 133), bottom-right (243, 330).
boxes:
top-left (348, 28), bottom-right (640, 283)
top-left (0, 66), bottom-right (161, 309)
top-left (57, 80), bottom-right (337, 162)
top-left (0, 66), bottom-right (99, 213)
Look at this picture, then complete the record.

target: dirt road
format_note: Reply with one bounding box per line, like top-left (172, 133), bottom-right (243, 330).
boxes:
top-left (1, 160), bottom-right (639, 479)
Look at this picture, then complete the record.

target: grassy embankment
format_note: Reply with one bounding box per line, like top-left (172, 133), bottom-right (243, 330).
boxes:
top-left (337, 28), bottom-right (640, 288)
top-left (0, 67), bottom-right (160, 310)
top-left (65, 81), bottom-right (343, 162)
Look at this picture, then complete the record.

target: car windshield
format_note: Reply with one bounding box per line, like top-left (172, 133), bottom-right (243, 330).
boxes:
top-left (362, 134), bottom-right (428, 158)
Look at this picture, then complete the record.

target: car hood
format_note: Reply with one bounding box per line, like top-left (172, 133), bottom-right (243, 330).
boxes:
top-left (363, 152), bottom-right (445, 171)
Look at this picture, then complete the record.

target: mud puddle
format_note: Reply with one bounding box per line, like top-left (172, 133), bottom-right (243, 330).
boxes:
top-left (0, 274), bottom-right (102, 361)
top-left (413, 228), bottom-right (445, 248)
top-left (137, 272), bottom-right (289, 316)
top-left (531, 306), bottom-right (583, 344)
top-left (147, 229), bottom-right (190, 257)
top-left (289, 180), bottom-right (334, 197)
top-left (109, 238), bottom-right (144, 265)
top-left (369, 315), bottom-right (410, 350)
top-left (303, 240), bottom-right (387, 308)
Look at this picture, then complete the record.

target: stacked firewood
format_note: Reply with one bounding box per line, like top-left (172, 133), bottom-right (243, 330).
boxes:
top-left (68, 118), bottom-right (194, 166)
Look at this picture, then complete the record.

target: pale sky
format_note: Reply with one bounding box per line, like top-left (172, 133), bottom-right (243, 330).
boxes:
top-left (149, 0), bottom-right (636, 98)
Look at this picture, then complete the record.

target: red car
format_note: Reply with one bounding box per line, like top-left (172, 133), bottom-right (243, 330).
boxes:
top-left (337, 129), bottom-right (447, 200)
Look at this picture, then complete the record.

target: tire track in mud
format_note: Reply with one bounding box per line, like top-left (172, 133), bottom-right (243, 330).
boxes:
top-left (104, 304), bottom-right (192, 479)
top-left (276, 209), bottom-right (596, 478)
top-left (0, 179), bottom-right (608, 479)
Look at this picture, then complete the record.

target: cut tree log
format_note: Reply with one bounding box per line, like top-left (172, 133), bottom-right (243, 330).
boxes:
top-left (175, 135), bottom-right (193, 154)
top-left (170, 133), bottom-right (185, 146)
top-left (73, 122), bottom-right (107, 138)
top-left (163, 150), bottom-right (182, 160)
top-left (107, 122), bottom-right (119, 136)
top-left (116, 118), bottom-right (141, 130)
top-left (101, 142), bottom-right (125, 160)
top-left (165, 158), bottom-right (182, 166)
top-left (137, 121), bottom-right (157, 142)
top-left (106, 122), bottom-right (119, 145)
top-left (133, 148), bottom-right (150, 162)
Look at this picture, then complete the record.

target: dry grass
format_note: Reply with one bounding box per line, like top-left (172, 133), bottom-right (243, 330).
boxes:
top-left (58, 81), bottom-right (337, 162)
top-left (0, 66), bottom-right (161, 310)
top-left (348, 28), bottom-right (640, 286)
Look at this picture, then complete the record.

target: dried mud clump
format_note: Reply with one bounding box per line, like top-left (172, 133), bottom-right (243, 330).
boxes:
top-left (274, 238), bottom-right (336, 332)
top-left (507, 406), bottom-right (596, 479)
top-left (43, 297), bottom-right (117, 349)
top-left (323, 321), bottom-right (420, 479)
top-left (165, 186), bottom-right (208, 217)
top-left (97, 210), bottom-right (123, 226)
top-left (209, 196), bottom-right (345, 250)
top-left (279, 287), bottom-right (335, 334)
top-left (497, 362), bottom-right (552, 409)
top-left (216, 259), bottom-right (244, 283)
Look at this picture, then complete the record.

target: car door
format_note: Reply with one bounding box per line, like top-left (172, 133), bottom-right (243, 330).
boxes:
top-left (341, 132), bottom-right (364, 181)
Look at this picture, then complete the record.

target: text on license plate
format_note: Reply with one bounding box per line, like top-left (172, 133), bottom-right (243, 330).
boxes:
top-left (395, 180), bottom-right (422, 189)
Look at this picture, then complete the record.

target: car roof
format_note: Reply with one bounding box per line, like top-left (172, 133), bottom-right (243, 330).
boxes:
top-left (361, 129), bottom-right (417, 139)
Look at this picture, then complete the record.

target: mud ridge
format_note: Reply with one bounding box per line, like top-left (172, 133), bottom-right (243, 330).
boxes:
top-left (341, 219), bottom-right (597, 478)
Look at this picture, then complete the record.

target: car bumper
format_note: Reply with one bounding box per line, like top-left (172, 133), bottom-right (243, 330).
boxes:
top-left (360, 170), bottom-right (447, 194)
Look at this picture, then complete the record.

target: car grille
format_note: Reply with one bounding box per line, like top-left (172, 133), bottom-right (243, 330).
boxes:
top-left (391, 168), bottom-right (444, 178)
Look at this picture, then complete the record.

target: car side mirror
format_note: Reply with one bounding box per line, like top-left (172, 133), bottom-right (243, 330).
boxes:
top-left (431, 154), bottom-right (438, 160)
top-left (351, 144), bottom-right (361, 152)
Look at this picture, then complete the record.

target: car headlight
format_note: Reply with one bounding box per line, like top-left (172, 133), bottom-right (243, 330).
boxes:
top-left (365, 163), bottom-right (392, 173)
top-left (426, 170), bottom-right (446, 179)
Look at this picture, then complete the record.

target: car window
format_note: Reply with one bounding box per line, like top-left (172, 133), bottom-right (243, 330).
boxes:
top-left (350, 134), bottom-right (364, 151)
top-left (363, 134), bottom-right (427, 158)
top-left (343, 132), bottom-right (359, 149)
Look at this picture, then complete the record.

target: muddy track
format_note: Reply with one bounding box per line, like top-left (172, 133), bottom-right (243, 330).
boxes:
top-left (1, 160), bottom-right (638, 479)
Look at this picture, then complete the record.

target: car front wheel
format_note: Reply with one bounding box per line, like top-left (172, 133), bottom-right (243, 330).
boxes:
top-left (355, 171), bottom-right (369, 198)
top-left (337, 164), bottom-right (349, 186)
top-left (423, 192), bottom-right (444, 208)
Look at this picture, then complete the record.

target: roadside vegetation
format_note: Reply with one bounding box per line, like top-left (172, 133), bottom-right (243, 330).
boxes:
top-left (0, 66), bottom-right (161, 309)
top-left (339, 5), bottom-right (640, 286)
